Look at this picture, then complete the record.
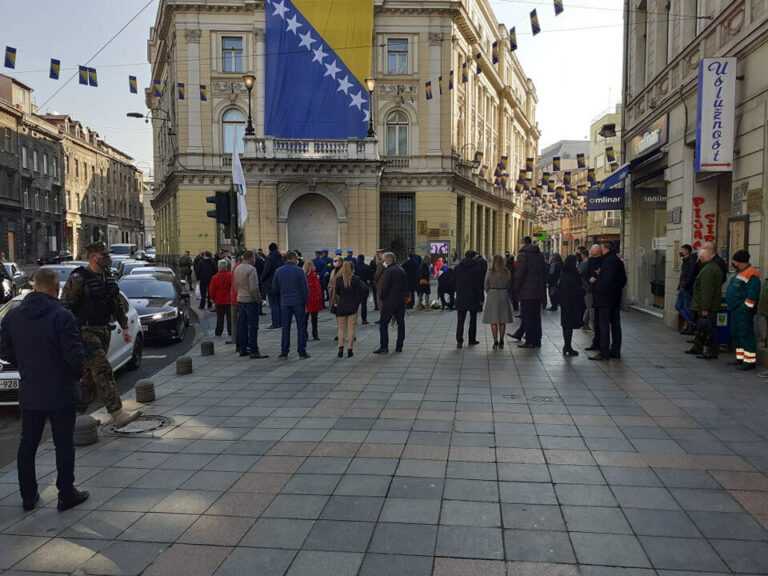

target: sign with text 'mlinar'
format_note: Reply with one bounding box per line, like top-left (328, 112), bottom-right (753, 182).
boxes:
top-left (695, 57), bottom-right (737, 173)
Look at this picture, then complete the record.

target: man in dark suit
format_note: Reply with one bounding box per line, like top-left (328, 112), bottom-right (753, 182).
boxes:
top-left (510, 237), bottom-right (547, 348)
top-left (454, 251), bottom-right (485, 348)
top-left (374, 252), bottom-right (407, 354)
top-left (1, 269), bottom-right (89, 512)
top-left (590, 242), bottom-right (627, 361)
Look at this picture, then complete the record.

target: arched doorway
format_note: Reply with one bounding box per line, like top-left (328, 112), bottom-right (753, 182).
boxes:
top-left (287, 194), bottom-right (338, 256)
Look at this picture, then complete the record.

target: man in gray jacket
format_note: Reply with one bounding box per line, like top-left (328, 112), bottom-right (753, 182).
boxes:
top-left (234, 250), bottom-right (268, 359)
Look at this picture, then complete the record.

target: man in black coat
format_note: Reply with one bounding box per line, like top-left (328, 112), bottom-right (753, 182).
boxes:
top-left (374, 252), bottom-right (408, 354)
top-left (454, 251), bottom-right (485, 348)
top-left (589, 242), bottom-right (627, 361)
top-left (402, 254), bottom-right (419, 310)
top-left (1, 269), bottom-right (89, 512)
top-left (196, 251), bottom-right (217, 310)
top-left (510, 237), bottom-right (547, 348)
top-left (583, 245), bottom-right (604, 351)
top-left (261, 243), bottom-right (285, 328)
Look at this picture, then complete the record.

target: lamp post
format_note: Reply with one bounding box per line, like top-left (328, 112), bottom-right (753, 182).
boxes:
top-left (365, 78), bottom-right (376, 138)
top-left (242, 73), bottom-right (256, 136)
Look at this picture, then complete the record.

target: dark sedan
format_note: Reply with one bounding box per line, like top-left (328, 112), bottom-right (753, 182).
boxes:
top-left (119, 274), bottom-right (190, 343)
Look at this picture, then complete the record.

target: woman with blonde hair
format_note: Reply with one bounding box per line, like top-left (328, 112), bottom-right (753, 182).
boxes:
top-left (334, 261), bottom-right (365, 358)
top-left (482, 254), bottom-right (514, 349)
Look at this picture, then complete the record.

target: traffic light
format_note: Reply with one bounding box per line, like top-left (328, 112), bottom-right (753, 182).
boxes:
top-left (206, 191), bottom-right (231, 225)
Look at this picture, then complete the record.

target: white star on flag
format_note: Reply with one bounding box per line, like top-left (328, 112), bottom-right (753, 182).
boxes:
top-left (312, 45), bottom-right (328, 64)
top-left (337, 75), bottom-right (352, 95)
top-left (272, 0), bottom-right (289, 19)
top-left (286, 14), bottom-right (302, 35)
top-left (298, 30), bottom-right (315, 51)
top-left (363, 109), bottom-right (370, 123)
top-left (324, 60), bottom-right (341, 79)
top-left (349, 90), bottom-right (366, 110)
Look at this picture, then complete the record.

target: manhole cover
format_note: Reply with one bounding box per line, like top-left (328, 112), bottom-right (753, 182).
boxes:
top-left (109, 415), bottom-right (172, 435)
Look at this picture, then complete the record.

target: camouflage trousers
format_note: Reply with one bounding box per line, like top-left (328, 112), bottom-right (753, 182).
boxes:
top-left (80, 326), bottom-right (122, 414)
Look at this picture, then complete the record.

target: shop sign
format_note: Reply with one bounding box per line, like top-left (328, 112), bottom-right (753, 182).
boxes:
top-left (587, 187), bottom-right (624, 211)
top-left (628, 116), bottom-right (668, 161)
top-left (695, 58), bottom-right (737, 173)
top-left (692, 195), bottom-right (716, 250)
top-left (429, 241), bottom-right (450, 255)
top-left (639, 190), bottom-right (667, 204)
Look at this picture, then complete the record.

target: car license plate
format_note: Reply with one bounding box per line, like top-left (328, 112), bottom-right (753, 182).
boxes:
top-left (0, 379), bottom-right (19, 390)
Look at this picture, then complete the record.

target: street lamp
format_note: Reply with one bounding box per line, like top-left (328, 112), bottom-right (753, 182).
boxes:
top-left (242, 73), bottom-right (256, 136)
top-left (365, 78), bottom-right (376, 138)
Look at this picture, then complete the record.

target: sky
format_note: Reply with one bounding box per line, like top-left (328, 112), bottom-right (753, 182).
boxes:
top-left (0, 0), bottom-right (624, 174)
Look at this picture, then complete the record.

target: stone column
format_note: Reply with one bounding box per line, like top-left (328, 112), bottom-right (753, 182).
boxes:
top-left (254, 29), bottom-right (265, 138)
top-left (428, 32), bottom-right (442, 154)
top-left (185, 30), bottom-right (203, 154)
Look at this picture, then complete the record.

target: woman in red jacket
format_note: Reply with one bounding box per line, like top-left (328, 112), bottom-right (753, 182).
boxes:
top-left (304, 261), bottom-right (322, 341)
top-left (207, 260), bottom-right (233, 337)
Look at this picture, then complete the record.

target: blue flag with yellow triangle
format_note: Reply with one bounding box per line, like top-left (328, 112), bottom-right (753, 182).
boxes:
top-left (4, 47), bottom-right (16, 69)
top-left (266, 0), bottom-right (373, 138)
top-left (50, 59), bottom-right (60, 80)
top-left (78, 66), bottom-right (88, 85)
top-left (129, 76), bottom-right (138, 94)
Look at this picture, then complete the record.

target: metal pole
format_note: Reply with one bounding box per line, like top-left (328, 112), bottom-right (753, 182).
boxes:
top-left (245, 86), bottom-right (255, 136)
top-left (367, 89), bottom-right (375, 138)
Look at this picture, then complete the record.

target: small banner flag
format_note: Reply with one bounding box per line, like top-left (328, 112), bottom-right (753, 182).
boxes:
top-left (548, 178), bottom-right (556, 190)
top-left (509, 27), bottom-right (517, 52)
top-left (200, 84), bottom-right (208, 101)
top-left (587, 167), bottom-right (596, 185)
top-left (541, 171), bottom-right (550, 186)
top-left (553, 156), bottom-right (561, 172)
top-left (525, 157), bottom-right (534, 173)
top-left (606, 145), bottom-right (616, 163)
top-left (577, 152), bottom-right (586, 169)
top-left (492, 41), bottom-right (499, 64)
top-left (425, 81), bottom-right (433, 101)
top-left (177, 82), bottom-right (185, 100)
top-left (152, 79), bottom-right (162, 98)
top-left (449, 70), bottom-right (454, 91)
top-left (518, 169), bottom-right (527, 183)
top-left (129, 76), bottom-right (138, 94)
top-left (4, 47), bottom-right (16, 69)
top-left (438, 76), bottom-right (443, 95)
top-left (49, 59), bottom-right (60, 80)
top-left (564, 171), bottom-right (572, 187)
top-left (475, 52), bottom-right (482, 75)
top-left (555, 0), bottom-right (564, 15)
top-left (461, 62), bottom-right (468, 83)
top-left (530, 9), bottom-right (541, 35)
top-left (88, 68), bottom-right (98, 87)
top-left (78, 66), bottom-right (88, 85)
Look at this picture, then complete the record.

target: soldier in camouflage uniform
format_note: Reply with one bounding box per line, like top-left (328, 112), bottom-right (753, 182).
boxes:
top-left (61, 242), bottom-right (141, 427)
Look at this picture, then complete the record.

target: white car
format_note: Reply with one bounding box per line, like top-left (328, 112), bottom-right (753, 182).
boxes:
top-left (0, 291), bottom-right (144, 406)
top-left (130, 266), bottom-right (175, 277)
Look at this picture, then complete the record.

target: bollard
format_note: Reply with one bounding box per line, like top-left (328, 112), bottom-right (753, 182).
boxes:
top-left (200, 341), bottom-right (215, 356)
top-left (74, 415), bottom-right (99, 446)
top-left (176, 356), bottom-right (193, 375)
top-left (135, 380), bottom-right (156, 403)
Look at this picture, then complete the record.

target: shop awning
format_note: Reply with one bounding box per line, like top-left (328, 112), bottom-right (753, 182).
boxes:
top-left (587, 163), bottom-right (630, 212)
top-left (598, 163), bottom-right (630, 192)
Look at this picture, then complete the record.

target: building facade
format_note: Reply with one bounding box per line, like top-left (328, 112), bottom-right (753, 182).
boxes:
top-left (149, 0), bottom-right (540, 263)
top-left (143, 177), bottom-right (155, 248)
top-left (622, 0), bottom-right (768, 323)
top-left (588, 105), bottom-right (623, 248)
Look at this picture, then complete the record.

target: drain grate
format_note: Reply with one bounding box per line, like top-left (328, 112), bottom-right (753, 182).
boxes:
top-left (109, 415), bottom-right (172, 435)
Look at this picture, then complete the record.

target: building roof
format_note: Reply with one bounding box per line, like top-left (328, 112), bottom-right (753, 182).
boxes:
top-left (538, 140), bottom-right (590, 166)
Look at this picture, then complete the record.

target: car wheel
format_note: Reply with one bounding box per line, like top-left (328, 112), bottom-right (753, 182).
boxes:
top-left (126, 334), bottom-right (143, 371)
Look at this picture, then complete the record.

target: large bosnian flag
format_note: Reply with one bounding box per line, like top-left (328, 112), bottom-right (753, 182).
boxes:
top-left (266, 0), bottom-right (373, 139)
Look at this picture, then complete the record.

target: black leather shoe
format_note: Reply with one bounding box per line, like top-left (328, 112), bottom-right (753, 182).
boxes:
top-left (584, 345), bottom-right (599, 352)
top-left (250, 352), bottom-right (269, 359)
top-left (457, 342), bottom-right (463, 349)
top-left (589, 354), bottom-right (609, 361)
top-left (373, 348), bottom-right (389, 354)
top-left (58, 489), bottom-right (89, 512)
top-left (739, 363), bottom-right (757, 371)
top-left (507, 333), bottom-right (522, 341)
top-left (518, 343), bottom-right (538, 349)
top-left (685, 347), bottom-right (702, 355)
top-left (278, 353), bottom-right (289, 359)
top-left (609, 352), bottom-right (621, 359)
top-left (728, 360), bottom-right (743, 366)
top-left (299, 352), bottom-right (311, 359)
top-left (697, 353), bottom-right (718, 360)
top-left (22, 492), bottom-right (40, 512)
top-left (468, 340), bottom-right (480, 346)
top-left (395, 347), bottom-right (403, 353)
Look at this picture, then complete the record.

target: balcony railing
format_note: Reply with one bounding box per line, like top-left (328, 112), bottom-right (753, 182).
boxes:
top-left (243, 137), bottom-right (379, 161)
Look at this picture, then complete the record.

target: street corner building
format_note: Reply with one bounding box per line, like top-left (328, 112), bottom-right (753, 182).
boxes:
top-left (621, 0), bottom-right (768, 331)
top-left (148, 0), bottom-right (540, 263)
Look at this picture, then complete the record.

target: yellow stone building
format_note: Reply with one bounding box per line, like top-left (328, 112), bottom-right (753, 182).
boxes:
top-left (149, 0), bottom-right (539, 262)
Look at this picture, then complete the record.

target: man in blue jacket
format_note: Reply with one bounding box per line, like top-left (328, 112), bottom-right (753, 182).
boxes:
top-left (274, 251), bottom-right (310, 359)
top-left (1, 269), bottom-right (89, 512)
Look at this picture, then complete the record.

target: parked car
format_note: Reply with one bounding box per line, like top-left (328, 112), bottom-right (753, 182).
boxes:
top-left (117, 259), bottom-right (150, 277)
top-left (119, 274), bottom-right (190, 343)
top-left (130, 266), bottom-right (175, 277)
top-left (0, 290), bottom-right (144, 407)
top-left (109, 243), bottom-right (137, 265)
top-left (36, 251), bottom-right (73, 266)
top-left (2, 262), bottom-right (29, 300)
top-left (133, 250), bottom-right (156, 263)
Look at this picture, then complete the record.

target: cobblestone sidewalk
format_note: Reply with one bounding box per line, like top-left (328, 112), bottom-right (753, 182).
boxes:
top-left (2, 308), bottom-right (768, 575)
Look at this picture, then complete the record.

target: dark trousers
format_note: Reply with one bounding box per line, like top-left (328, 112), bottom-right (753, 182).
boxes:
top-left (520, 299), bottom-right (542, 346)
top-left (693, 314), bottom-right (719, 354)
top-left (456, 310), bottom-right (477, 343)
top-left (268, 291), bottom-right (281, 328)
top-left (563, 327), bottom-right (574, 351)
top-left (439, 291), bottom-right (455, 309)
top-left (591, 307), bottom-right (601, 348)
top-left (281, 304), bottom-right (307, 355)
top-left (304, 311), bottom-right (319, 340)
top-left (598, 305), bottom-right (622, 357)
top-left (379, 308), bottom-right (405, 351)
top-left (237, 301), bottom-right (260, 354)
top-left (407, 291), bottom-right (415, 309)
top-left (199, 280), bottom-right (211, 309)
top-left (18, 408), bottom-right (76, 502)
top-left (215, 304), bottom-right (231, 336)
top-left (360, 294), bottom-right (368, 323)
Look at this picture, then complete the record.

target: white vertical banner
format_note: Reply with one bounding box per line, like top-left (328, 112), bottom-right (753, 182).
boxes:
top-left (695, 57), bottom-right (737, 173)
top-left (232, 148), bottom-right (248, 228)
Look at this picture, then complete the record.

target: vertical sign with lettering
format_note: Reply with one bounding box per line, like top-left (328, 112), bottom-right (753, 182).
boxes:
top-left (695, 57), bottom-right (737, 173)
top-left (692, 195), bottom-right (717, 250)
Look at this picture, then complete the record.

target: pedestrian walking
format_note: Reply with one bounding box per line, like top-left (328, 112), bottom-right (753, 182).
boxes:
top-left (234, 250), bottom-right (268, 359)
top-left (304, 260), bottom-right (322, 341)
top-left (179, 250), bottom-right (194, 291)
top-left (327, 255), bottom-right (343, 305)
top-left (726, 249), bottom-right (761, 370)
top-left (417, 254), bottom-right (432, 309)
top-left (61, 242), bottom-right (140, 427)
top-left (274, 251), bottom-right (310, 359)
top-left (687, 244), bottom-right (724, 360)
top-left (1, 269), bottom-right (89, 512)
top-left (455, 251), bottom-right (485, 348)
top-left (506, 253), bottom-right (519, 313)
top-left (676, 244), bottom-right (698, 334)
top-left (438, 265), bottom-right (456, 310)
top-left (208, 259), bottom-right (233, 337)
top-left (483, 254), bottom-right (514, 350)
top-left (403, 253), bottom-right (419, 310)
top-left (374, 252), bottom-right (407, 354)
top-left (334, 261), bottom-right (366, 358)
top-left (262, 243), bottom-right (284, 329)
top-left (589, 242), bottom-right (627, 361)
top-left (356, 254), bottom-right (371, 324)
top-left (583, 245), bottom-right (603, 349)
top-left (510, 237), bottom-right (547, 348)
top-left (559, 255), bottom-right (586, 356)
top-left (196, 251), bottom-right (217, 310)
top-left (547, 253), bottom-right (563, 311)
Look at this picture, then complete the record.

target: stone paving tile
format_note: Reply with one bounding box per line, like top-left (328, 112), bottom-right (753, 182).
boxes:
top-left (501, 504), bottom-right (566, 531)
top-left (380, 498), bottom-right (441, 524)
top-left (503, 529), bottom-right (575, 563)
top-left (143, 543), bottom-right (231, 576)
top-left (285, 550), bottom-right (363, 576)
top-left (320, 495), bottom-right (383, 522)
top-left (179, 514), bottom-right (255, 546)
top-left (570, 532), bottom-right (651, 568)
top-left (0, 534), bottom-right (49, 570)
top-left (369, 523), bottom-right (437, 556)
top-left (358, 553), bottom-right (433, 576)
top-left (639, 536), bottom-right (727, 572)
top-left (303, 520), bottom-right (375, 552)
top-left (435, 525), bottom-right (504, 559)
top-left (240, 517), bottom-right (314, 549)
top-left (13, 537), bottom-right (107, 572)
top-left (81, 540), bottom-right (167, 575)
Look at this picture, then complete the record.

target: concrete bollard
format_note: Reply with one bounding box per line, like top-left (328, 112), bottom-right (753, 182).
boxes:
top-left (200, 341), bottom-right (215, 356)
top-left (176, 356), bottom-right (193, 375)
top-left (74, 415), bottom-right (99, 446)
top-left (135, 380), bottom-right (156, 403)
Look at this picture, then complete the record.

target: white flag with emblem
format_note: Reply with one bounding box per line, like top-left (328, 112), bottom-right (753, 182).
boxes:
top-left (232, 143), bottom-right (248, 228)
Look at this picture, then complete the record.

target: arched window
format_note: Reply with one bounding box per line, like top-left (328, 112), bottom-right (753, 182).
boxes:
top-left (386, 110), bottom-right (409, 157)
top-left (222, 109), bottom-right (246, 154)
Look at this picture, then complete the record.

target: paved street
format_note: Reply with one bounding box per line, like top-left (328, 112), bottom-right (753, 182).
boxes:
top-left (2, 307), bottom-right (768, 575)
